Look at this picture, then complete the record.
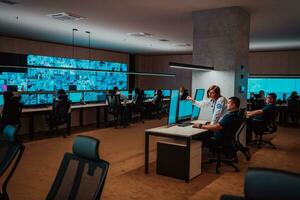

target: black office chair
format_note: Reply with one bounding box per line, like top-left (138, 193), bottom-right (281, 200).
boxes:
top-left (107, 94), bottom-right (122, 128)
top-left (48, 95), bottom-right (71, 138)
top-left (46, 136), bottom-right (109, 200)
top-left (205, 113), bottom-right (246, 174)
top-left (132, 94), bottom-right (145, 123)
top-left (287, 99), bottom-right (300, 126)
top-left (220, 167), bottom-right (300, 200)
top-left (0, 124), bottom-right (25, 200)
top-left (252, 107), bottom-right (278, 149)
top-left (152, 94), bottom-right (163, 119)
top-left (1, 96), bottom-right (23, 130)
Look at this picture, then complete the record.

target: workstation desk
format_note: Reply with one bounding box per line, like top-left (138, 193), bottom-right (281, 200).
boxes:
top-left (144, 120), bottom-right (208, 183)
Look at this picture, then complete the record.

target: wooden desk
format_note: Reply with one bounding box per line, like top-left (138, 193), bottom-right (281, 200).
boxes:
top-left (144, 124), bottom-right (208, 182)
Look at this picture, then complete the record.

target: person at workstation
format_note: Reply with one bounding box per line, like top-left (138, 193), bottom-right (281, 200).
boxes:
top-left (111, 86), bottom-right (130, 126)
top-left (180, 86), bottom-right (189, 100)
top-left (288, 91), bottom-right (299, 101)
top-left (257, 90), bottom-right (266, 101)
top-left (192, 96), bottom-right (241, 146)
top-left (187, 85), bottom-right (228, 124)
top-left (113, 86), bottom-right (128, 104)
top-left (245, 93), bottom-right (277, 144)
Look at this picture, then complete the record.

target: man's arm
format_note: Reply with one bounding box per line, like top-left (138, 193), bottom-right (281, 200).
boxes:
top-left (246, 109), bottom-right (263, 118)
top-left (193, 123), bottom-right (223, 132)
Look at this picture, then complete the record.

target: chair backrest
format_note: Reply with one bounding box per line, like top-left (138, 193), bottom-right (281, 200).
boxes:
top-left (133, 94), bottom-right (144, 113)
top-left (1, 96), bottom-right (23, 127)
top-left (107, 95), bottom-right (121, 113)
top-left (51, 96), bottom-right (71, 125)
top-left (287, 99), bottom-right (300, 113)
top-left (0, 124), bottom-right (24, 199)
top-left (254, 99), bottom-right (265, 110)
top-left (245, 168), bottom-right (300, 200)
top-left (46, 136), bottom-right (109, 200)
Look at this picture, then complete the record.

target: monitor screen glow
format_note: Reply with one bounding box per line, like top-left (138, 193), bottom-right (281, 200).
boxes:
top-left (191, 89), bottom-right (205, 120)
top-left (168, 90), bottom-right (179, 125)
top-left (178, 100), bottom-right (193, 120)
top-left (69, 92), bottom-right (82, 103)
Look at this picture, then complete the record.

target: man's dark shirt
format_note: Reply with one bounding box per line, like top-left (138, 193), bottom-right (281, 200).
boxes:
top-left (254, 103), bottom-right (276, 121)
top-left (215, 110), bottom-right (239, 139)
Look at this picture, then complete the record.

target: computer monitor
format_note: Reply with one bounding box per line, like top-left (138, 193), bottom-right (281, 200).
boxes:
top-left (162, 89), bottom-right (171, 97)
top-left (167, 90), bottom-right (179, 126)
top-left (7, 85), bottom-right (18, 92)
top-left (97, 92), bottom-right (106, 102)
top-left (21, 94), bottom-right (38, 105)
top-left (69, 92), bottom-right (82, 103)
top-left (120, 91), bottom-right (129, 98)
top-left (37, 93), bottom-right (53, 105)
top-left (131, 90), bottom-right (136, 100)
top-left (83, 92), bottom-right (98, 102)
top-left (144, 90), bottom-right (155, 99)
top-left (191, 89), bottom-right (205, 120)
top-left (0, 94), bottom-right (4, 106)
top-left (178, 100), bottom-right (193, 121)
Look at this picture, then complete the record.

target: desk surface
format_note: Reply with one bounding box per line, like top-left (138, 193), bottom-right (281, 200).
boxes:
top-left (146, 124), bottom-right (207, 137)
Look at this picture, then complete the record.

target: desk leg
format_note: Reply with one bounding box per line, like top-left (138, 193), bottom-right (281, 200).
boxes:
top-left (145, 132), bottom-right (149, 174)
top-left (96, 107), bottom-right (100, 128)
top-left (104, 107), bottom-right (108, 125)
top-left (186, 137), bottom-right (191, 183)
top-left (29, 115), bottom-right (34, 139)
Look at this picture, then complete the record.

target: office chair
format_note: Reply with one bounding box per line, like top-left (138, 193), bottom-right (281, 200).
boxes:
top-left (48, 95), bottom-right (71, 138)
top-left (220, 167), bottom-right (300, 200)
top-left (1, 96), bottom-right (23, 130)
top-left (131, 94), bottom-right (145, 123)
top-left (46, 136), bottom-right (109, 200)
top-left (205, 111), bottom-right (247, 174)
top-left (251, 107), bottom-right (278, 149)
top-left (0, 124), bottom-right (25, 200)
top-left (287, 99), bottom-right (300, 126)
top-left (107, 94), bottom-right (125, 128)
top-left (254, 99), bottom-right (265, 110)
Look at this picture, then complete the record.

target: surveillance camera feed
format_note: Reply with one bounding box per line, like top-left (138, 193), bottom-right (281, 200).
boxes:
top-left (0, 55), bottom-right (128, 106)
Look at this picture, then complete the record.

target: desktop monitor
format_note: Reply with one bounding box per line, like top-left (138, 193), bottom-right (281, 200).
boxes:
top-left (69, 92), bottom-right (82, 103)
top-left (131, 90), bottom-right (136, 100)
top-left (162, 90), bottom-right (171, 97)
top-left (144, 90), bottom-right (155, 99)
top-left (97, 92), bottom-right (106, 102)
top-left (83, 92), bottom-right (98, 102)
top-left (167, 90), bottom-right (179, 126)
top-left (120, 91), bottom-right (129, 98)
top-left (21, 94), bottom-right (38, 105)
top-left (191, 89), bottom-right (205, 120)
top-left (0, 94), bottom-right (3, 106)
top-left (7, 85), bottom-right (18, 92)
top-left (37, 93), bottom-right (53, 105)
top-left (178, 100), bottom-right (193, 121)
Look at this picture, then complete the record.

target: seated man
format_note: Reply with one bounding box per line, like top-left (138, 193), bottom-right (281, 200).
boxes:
top-left (246, 93), bottom-right (277, 144)
top-left (193, 96), bottom-right (241, 146)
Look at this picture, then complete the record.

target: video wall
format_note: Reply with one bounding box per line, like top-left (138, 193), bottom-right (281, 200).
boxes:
top-left (247, 77), bottom-right (300, 100)
top-left (0, 54), bottom-right (128, 105)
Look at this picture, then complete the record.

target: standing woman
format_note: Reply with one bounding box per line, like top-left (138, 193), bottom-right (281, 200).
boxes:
top-left (187, 85), bottom-right (227, 124)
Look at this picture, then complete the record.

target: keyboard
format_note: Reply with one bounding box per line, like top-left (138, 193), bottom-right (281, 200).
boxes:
top-left (177, 122), bottom-right (194, 127)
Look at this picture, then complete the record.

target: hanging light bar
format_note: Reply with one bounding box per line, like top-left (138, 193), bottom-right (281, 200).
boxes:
top-left (169, 62), bottom-right (214, 71)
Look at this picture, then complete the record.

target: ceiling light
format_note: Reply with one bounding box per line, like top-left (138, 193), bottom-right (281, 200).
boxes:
top-left (127, 32), bottom-right (153, 37)
top-left (169, 62), bottom-right (214, 71)
top-left (172, 43), bottom-right (191, 47)
top-left (0, 0), bottom-right (19, 5)
top-left (47, 12), bottom-right (86, 21)
top-left (159, 39), bottom-right (169, 42)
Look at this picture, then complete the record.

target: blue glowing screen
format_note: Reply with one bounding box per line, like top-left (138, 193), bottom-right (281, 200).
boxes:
top-left (69, 92), bottom-right (82, 103)
top-left (178, 100), bottom-right (193, 120)
top-left (96, 92), bottom-right (106, 102)
top-left (192, 89), bottom-right (205, 120)
top-left (144, 90), bottom-right (155, 98)
top-left (0, 55), bottom-right (128, 105)
top-left (168, 90), bottom-right (179, 125)
top-left (0, 95), bottom-right (3, 106)
top-left (248, 78), bottom-right (300, 100)
top-left (120, 91), bottom-right (129, 98)
top-left (83, 92), bottom-right (97, 102)
top-left (131, 90), bottom-right (135, 100)
top-left (162, 90), bottom-right (171, 97)
top-left (21, 94), bottom-right (37, 105)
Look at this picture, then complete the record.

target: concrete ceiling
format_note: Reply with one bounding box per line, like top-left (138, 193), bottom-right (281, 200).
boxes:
top-left (0, 0), bottom-right (299, 54)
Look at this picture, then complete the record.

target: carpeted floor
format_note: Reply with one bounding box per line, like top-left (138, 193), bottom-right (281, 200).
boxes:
top-left (4, 119), bottom-right (300, 200)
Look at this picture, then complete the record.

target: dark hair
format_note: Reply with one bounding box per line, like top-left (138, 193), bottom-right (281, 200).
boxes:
top-left (229, 96), bottom-right (240, 108)
top-left (268, 93), bottom-right (277, 101)
top-left (57, 89), bottom-right (66, 96)
top-left (206, 85), bottom-right (221, 98)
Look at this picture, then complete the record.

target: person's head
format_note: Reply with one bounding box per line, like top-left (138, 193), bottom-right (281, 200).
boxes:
top-left (259, 90), bottom-right (265, 97)
top-left (207, 85), bottom-right (221, 100)
top-left (227, 97), bottom-right (240, 111)
top-left (266, 93), bottom-right (277, 104)
top-left (291, 91), bottom-right (298, 97)
top-left (57, 89), bottom-right (66, 96)
top-left (113, 86), bottom-right (118, 93)
top-left (3, 91), bottom-right (14, 104)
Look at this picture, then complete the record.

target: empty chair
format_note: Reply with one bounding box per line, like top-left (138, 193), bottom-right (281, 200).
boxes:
top-left (1, 94), bottom-right (23, 130)
top-left (46, 136), bottom-right (109, 200)
top-left (47, 94), bottom-right (71, 137)
top-left (287, 99), bottom-right (300, 126)
top-left (221, 167), bottom-right (300, 200)
top-left (131, 93), bottom-right (145, 123)
top-left (0, 124), bottom-right (25, 200)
